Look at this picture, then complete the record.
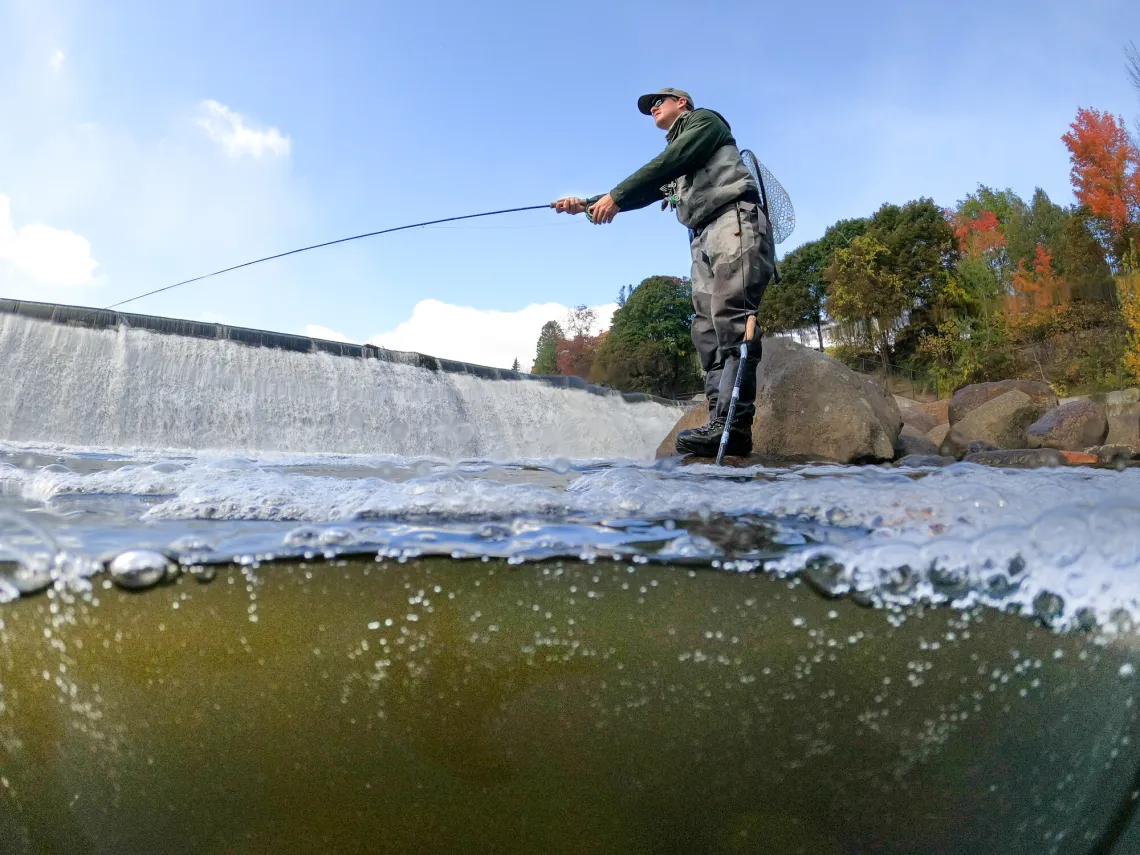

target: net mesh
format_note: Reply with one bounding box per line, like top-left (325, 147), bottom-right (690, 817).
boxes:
top-left (741, 149), bottom-right (795, 245)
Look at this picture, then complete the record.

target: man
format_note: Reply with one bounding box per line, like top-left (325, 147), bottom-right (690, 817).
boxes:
top-left (554, 88), bottom-right (775, 458)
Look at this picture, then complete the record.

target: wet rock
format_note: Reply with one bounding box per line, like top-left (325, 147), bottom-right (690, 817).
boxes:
top-left (893, 396), bottom-right (939, 434)
top-left (965, 440), bottom-right (1000, 455)
top-left (1085, 445), bottom-right (1140, 465)
top-left (1026, 400), bottom-right (1108, 451)
top-left (962, 448), bottom-right (1067, 468)
top-left (947, 390), bottom-right (1049, 451)
top-left (948, 380), bottom-right (1057, 425)
top-left (896, 454), bottom-right (956, 468)
top-left (656, 337), bottom-right (901, 463)
top-left (894, 424), bottom-right (939, 458)
top-left (657, 405), bottom-right (707, 458)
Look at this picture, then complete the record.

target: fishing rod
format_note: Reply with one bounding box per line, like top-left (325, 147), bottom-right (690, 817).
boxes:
top-left (83, 203), bottom-right (560, 318)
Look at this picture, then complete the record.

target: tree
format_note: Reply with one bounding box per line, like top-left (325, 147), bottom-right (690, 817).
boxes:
top-left (511, 357), bottom-right (520, 371)
top-left (1006, 244), bottom-right (1069, 318)
top-left (1057, 210), bottom-right (1116, 302)
top-left (555, 305), bottom-right (602, 380)
top-left (952, 206), bottom-right (1009, 316)
top-left (826, 234), bottom-right (908, 372)
top-left (1120, 239), bottom-right (1140, 381)
top-left (1062, 107), bottom-right (1140, 267)
top-left (591, 275), bottom-right (702, 396)
top-left (759, 217), bottom-right (867, 349)
top-left (868, 198), bottom-right (958, 312)
top-left (531, 320), bottom-right (564, 374)
top-left (556, 331), bottom-right (602, 379)
top-left (565, 304), bottom-right (597, 338)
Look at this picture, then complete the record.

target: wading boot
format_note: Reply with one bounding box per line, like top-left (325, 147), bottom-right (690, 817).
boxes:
top-left (675, 416), bottom-right (753, 458)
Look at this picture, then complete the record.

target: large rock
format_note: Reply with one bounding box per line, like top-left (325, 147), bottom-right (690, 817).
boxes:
top-left (892, 396), bottom-right (939, 434)
top-left (948, 380), bottom-right (1057, 425)
top-left (1107, 412), bottom-right (1140, 447)
top-left (894, 424), bottom-right (940, 458)
top-left (919, 399), bottom-right (950, 425)
top-left (654, 337), bottom-right (901, 463)
top-left (947, 390), bottom-right (1049, 450)
top-left (1025, 400), bottom-right (1109, 451)
top-left (926, 423), bottom-right (950, 449)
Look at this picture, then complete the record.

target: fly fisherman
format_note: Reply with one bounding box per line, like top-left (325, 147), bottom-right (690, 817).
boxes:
top-left (554, 88), bottom-right (775, 458)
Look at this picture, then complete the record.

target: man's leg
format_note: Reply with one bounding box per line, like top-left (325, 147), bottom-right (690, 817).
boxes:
top-left (689, 233), bottom-right (721, 415)
top-left (677, 201), bottom-right (774, 457)
top-left (675, 231), bottom-right (725, 456)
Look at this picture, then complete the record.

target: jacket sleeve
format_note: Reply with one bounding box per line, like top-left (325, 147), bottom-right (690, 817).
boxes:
top-left (608, 111), bottom-right (735, 211)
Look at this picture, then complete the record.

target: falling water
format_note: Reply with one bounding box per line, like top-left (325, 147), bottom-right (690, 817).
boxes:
top-left (0, 310), bottom-right (680, 458)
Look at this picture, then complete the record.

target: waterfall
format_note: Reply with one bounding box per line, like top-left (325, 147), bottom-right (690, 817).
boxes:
top-left (0, 306), bottom-right (680, 459)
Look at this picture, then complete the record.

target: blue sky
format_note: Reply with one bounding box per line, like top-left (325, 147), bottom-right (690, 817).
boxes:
top-left (2, 0), bottom-right (1138, 369)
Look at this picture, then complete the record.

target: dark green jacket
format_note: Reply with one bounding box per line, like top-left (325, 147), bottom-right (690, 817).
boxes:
top-left (592, 108), bottom-right (754, 226)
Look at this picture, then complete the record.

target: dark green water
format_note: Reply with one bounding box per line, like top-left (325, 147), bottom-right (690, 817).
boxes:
top-left (1, 558), bottom-right (1138, 854)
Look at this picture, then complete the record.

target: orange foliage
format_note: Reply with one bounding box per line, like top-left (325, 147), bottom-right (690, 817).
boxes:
top-left (953, 209), bottom-right (1006, 260)
top-left (1005, 244), bottom-right (1069, 317)
top-left (1061, 108), bottom-right (1140, 263)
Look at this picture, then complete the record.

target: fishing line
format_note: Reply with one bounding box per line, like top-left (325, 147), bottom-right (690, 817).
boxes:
top-left (85, 204), bottom-right (553, 317)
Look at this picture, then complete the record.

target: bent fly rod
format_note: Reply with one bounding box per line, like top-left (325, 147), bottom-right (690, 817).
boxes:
top-left (83, 203), bottom-right (564, 318)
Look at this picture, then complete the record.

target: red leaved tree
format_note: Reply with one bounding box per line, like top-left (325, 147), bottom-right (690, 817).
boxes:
top-left (1061, 108), bottom-right (1140, 267)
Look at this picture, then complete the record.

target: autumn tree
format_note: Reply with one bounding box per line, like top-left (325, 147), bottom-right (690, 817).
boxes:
top-left (531, 320), bottom-right (563, 374)
top-left (556, 305), bottom-right (602, 380)
top-left (1062, 107), bottom-right (1140, 266)
top-left (1006, 244), bottom-right (1069, 318)
top-left (825, 234), bottom-right (908, 372)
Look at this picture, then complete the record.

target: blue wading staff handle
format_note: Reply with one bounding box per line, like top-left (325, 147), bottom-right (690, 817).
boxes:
top-left (715, 315), bottom-right (758, 466)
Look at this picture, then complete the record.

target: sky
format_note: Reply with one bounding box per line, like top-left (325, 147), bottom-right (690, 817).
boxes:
top-left (2, 0), bottom-right (1139, 371)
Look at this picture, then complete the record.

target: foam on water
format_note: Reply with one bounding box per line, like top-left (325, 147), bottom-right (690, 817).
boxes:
top-left (2, 442), bottom-right (1140, 630)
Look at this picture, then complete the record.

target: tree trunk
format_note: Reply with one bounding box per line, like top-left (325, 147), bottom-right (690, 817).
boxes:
top-left (816, 319), bottom-right (824, 352)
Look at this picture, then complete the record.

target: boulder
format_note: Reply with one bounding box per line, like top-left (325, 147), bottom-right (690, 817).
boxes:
top-left (919, 399), bottom-right (950, 425)
top-left (894, 424), bottom-right (940, 458)
top-left (947, 390), bottom-right (1049, 451)
top-left (1107, 412), bottom-right (1140, 447)
top-left (1084, 445), bottom-right (1140, 466)
top-left (654, 337), bottom-right (901, 463)
top-left (948, 380), bottom-right (1057, 425)
top-left (1026, 400), bottom-right (1109, 451)
top-left (926, 423), bottom-right (950, 451)
top-left (962, 449), bottom-right (1067, 468)
top-left (655, 404), bottom-right (707, 460)
top-left (892, 396), bottom-right (939, 434)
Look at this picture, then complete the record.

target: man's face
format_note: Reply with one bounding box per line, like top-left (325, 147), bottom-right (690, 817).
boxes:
top-left (650, 95), bottom-right (687, 130)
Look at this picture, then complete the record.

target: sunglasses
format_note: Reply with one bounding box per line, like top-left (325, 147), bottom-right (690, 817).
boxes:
top-left (651, 96), bottom-right (678, 110)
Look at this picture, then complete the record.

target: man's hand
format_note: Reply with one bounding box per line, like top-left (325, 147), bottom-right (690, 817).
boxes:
top-left (589, 193), bottom-right (620, 224)
top-left (552, 197), bottom-right (587, 215)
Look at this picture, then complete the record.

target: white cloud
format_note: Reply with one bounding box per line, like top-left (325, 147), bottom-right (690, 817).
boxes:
top-left (195, 100), bottom-right (291, 160)
top-left (362, 299), bottom-right (618, 371)
top-left (0, 194), bottom-right (99, 287)
top-left (49, 50), bottom-right (65, 72)
top-left (306, 324), bottom-right (352, 343)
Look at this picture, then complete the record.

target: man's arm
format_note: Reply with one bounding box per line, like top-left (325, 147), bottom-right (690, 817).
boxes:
top-left (609, 110), bottom-right (735, 211)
